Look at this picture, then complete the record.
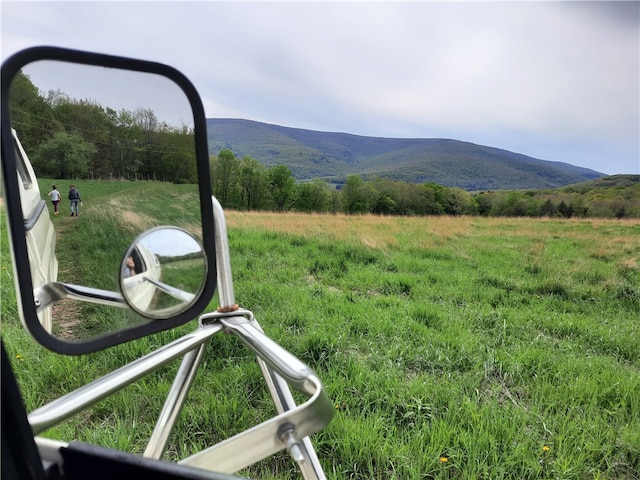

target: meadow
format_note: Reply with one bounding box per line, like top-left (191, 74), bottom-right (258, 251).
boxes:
top-left (1, 179), bottom-right (639, 479)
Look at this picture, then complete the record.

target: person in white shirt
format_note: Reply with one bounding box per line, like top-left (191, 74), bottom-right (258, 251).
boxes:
top-left (47, 185), bottom-right (61, 215)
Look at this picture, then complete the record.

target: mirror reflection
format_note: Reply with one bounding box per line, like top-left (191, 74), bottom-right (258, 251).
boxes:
top-left (121, 227), bottom-right (206, 318)
top-left (8, 59), bottom-right (205, 342)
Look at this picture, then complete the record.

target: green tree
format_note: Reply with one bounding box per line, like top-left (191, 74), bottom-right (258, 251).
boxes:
top-left (490, 191), bottom-right (529, 216)
top-left (558, 200), bottom-right (574, 218)
top-left (391, 180), bottom-right (412, 215)
top-left (474, 192), bottom-right (495, 216)
top-left (161, 127), bottom-right (198, 184)
top-left (295, 178), bottom-right (331, 213)
top-left (369, 178), bottom-right (397, 215)
top-left (443, 187), bottom-right (474, 215)
top-left (35, 131), bottom-right (96, 178)
top-left (213, 149), bottom-right (240, 206)
top-left (239, 156), bottom-right (267, 210)
top-left (341, 175), bottom-right (368, 214)
top-left (330, 189), bottom-right (341, 214)
top-left (268, 165), bottom-right (295, 211)
top-left (51, 99), bottom-right (118, 179)
top-left (132, 107), bottom-right (163, 181)
top-left (8, 70), bottom-right (58, 154)
top-left (539, 198), bottom-right (557, 217)
top-left (107, 108), bottom-right (145, 180)
top-left (420, 182), bottom-right (446, 215)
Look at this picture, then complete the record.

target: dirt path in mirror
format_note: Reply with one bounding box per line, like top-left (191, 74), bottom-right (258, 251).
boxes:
top-left (50, 209), bottom-right (91, 341)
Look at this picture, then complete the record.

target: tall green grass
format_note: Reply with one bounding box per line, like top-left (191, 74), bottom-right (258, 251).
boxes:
top-left (1, 180), bottom-right (639, 479)
top-left (34, 178), bottom-right (204, 339)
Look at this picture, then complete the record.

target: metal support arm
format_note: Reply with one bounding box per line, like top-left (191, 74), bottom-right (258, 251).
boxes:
top-left (28, 323), bottom-right (224, 434)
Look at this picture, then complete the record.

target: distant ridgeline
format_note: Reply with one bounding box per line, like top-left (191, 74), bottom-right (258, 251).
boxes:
top-left (205, 119), bottom-right (639, 218)
top-left (206, 118), bottom-right (604, 190)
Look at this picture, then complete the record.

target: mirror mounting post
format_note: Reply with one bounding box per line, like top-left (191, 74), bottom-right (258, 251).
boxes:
top-left (211, 196), bottom-right (237, 312)
top-left (200, 202), bottom-right (331, 478)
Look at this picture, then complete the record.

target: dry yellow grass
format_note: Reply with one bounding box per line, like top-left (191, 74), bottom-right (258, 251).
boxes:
top-left (91, 198), bottom-right (157, 233)
top-left (224, 210), bottom-right (640, 252)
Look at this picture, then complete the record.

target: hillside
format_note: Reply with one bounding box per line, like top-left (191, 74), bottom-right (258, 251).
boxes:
top-left (206, 118), bottom-right (605, 190)
top-left (561, 174), bottom-right (640, 191)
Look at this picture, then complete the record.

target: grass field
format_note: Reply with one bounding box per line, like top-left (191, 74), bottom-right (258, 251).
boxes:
top-left (1, 179), bottom-right (639, 479)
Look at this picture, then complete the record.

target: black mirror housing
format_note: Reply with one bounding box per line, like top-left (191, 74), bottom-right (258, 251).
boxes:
top-left (1, 46), bottom-right (216, 354)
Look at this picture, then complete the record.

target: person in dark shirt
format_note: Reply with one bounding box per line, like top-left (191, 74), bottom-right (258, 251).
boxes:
top-left (68, 184), bottom-right (82, 216)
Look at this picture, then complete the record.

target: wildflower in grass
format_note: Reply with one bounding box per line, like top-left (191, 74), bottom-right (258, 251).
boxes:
top-left (439, 456), bottom-right (448, 463)
top-left (15, 354), bottom-right (23, 360)
top-left (542, 445), bottom-right (550, 452)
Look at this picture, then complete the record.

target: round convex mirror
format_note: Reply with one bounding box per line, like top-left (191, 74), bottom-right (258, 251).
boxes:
top-left (120, 227), bottom-right (207, 319)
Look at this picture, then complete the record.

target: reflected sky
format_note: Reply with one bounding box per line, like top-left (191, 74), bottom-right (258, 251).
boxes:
top-left (22, 60), bottom-right (194, 129)
top-left (138, 228), bottom-right (203, 257)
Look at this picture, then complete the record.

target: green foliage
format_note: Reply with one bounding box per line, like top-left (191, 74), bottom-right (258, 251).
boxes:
top-left (13, 70), bottom-right (632, 217)
top-left (210, 146), bottom-right (639, 218)
top-left (475, 175), bottom-right (640, 218)
top-left (269, 165), bottom-right (296, 211)
top-left (341, 175), bottom-right (368, 213)
top-left (8, 70), bottom-right (197, 183)
top-left (34, 131), bottom-right (96, 178)
top-left (294, 178), bottom-right (332, 213)
top-left (238, 156), bottom-right (268, 210)
top-left (213, 148), bottom-right (240, 205)
top-left (211, 153), bottom-right (303, 212)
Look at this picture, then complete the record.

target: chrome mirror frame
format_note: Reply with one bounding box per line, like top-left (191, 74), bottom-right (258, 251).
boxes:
top-left (1, 46), bottom-right (216, 355)
top-left (120, 227), bottom-right (207, 319)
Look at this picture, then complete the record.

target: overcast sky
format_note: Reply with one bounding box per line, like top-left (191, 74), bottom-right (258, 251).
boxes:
top-left (2, 1), bottom-right (639, 175)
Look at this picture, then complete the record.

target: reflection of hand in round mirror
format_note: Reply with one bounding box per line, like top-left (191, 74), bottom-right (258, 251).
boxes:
top-left (124, 256), bottom-right (137, 277)
top-left (120, 227), bottom-right (207, 319)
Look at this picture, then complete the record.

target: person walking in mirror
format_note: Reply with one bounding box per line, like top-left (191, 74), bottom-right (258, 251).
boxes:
top-left (48, 185), bottom-right (61, 215)
top-left (68, 184), bottom-right (82, 216)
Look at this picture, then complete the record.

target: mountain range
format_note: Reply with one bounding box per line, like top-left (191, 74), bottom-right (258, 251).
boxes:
top-left (206, 118), bottom-right (605, 190)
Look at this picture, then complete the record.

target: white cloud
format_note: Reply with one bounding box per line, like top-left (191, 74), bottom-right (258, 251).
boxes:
top-left (2, 1), bottom-right (638, 174)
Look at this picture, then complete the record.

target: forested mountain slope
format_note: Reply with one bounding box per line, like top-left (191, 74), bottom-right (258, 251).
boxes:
top-left (206, 118), bottom-right (605, 190)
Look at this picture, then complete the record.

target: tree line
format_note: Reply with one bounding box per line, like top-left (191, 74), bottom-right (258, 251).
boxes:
top-left (9, 70), bottom-right (638, 219)
top-left (9, 71), bottom-right (198, 183)
top-left (210, 150), bottom-right (639, 218)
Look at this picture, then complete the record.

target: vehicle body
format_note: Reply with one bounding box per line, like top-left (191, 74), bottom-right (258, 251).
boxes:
top-left (12, 127), bottom-right (58, 333)
top-left (121, 243), bottom-right (162, 313)
top-left (2, 46), bottom-right (332, 480)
